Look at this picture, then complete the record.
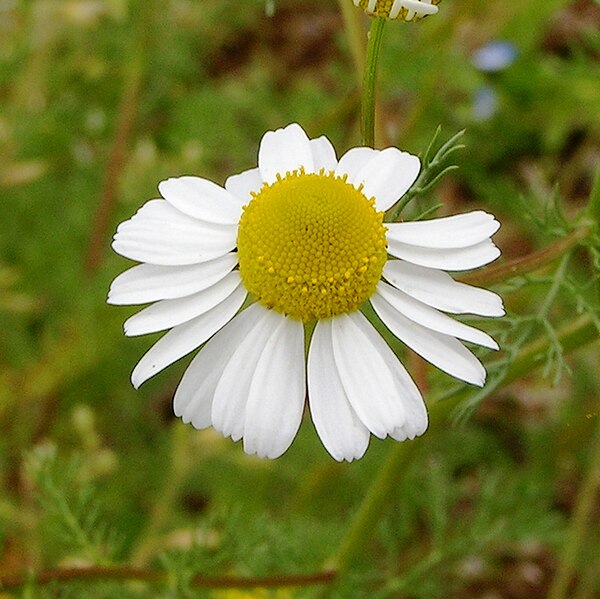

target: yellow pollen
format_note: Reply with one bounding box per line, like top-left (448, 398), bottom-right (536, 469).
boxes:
top-left (237, 170), bottom-right (388, 322)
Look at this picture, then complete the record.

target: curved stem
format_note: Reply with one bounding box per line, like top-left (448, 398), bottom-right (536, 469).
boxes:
top-left (325, 312), bottom-right (600, 573)
top-left (7, 320), bottom-right (599, 593)
top-left (548, 401), bottom-right (600, 599)
top-left (130, 424), bottom-right (192, 565)
top-left (361, 17), bottom-right (386, 147)
top-left (324, 441), bottom-right (420, 574)
top-left (459, 225), bottom-right (592, 287)
top-left (83, 25), bottom-right (145, 275)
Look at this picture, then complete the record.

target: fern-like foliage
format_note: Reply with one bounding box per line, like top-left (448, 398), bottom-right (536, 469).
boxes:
top-left (24, 446), bottom-right (120, 565)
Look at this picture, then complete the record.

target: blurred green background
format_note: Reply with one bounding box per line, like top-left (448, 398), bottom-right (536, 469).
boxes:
top-left (1, 0), bottom-right (600, 597)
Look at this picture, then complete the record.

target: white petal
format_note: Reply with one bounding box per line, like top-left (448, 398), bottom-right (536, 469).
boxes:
top-left (389, 0), bottom-right (402, 18)
top-left (173, 303), bottom-right (264, 429)
top-left (331, 312), bottom-right (405, 438)
top-left (124, 272), bottom-right (242, 336)
top-left (344, 148), bottom-right (421, 211)
top-left (383, 260), bottom-right (505, 316)
top-left (158, 176), bottom-right (244, 225)
top-left (351, 311), bottom-right (427, 440)
top-left (107, 254), bottom-right (238, 305)
top-left (386, 211), bottom-right (500, 249)
top-left (224, 168), bottom-right (263, 203)
top-left (112, 200), bottom-right (236, 266)
top-left (258, 123), bottom-right (315, 184)
top-left (387, 238), bottom-right (501, 271)
top-left (371, 293), bottom-right (487, 386)
top-left (307, 320), bottom-right (369, 462)
top-left (334, 147), bottom-right (378, 180)
top-left (397, 0), bottom-right (438, 16)
top-left (243, 316), bottom-right (306, 459)
top-left (130, 284), bottom-right (247, 389)
top-left (376, 281), bottom-right (498, 349)
top-left (309, 136), bottom-right (337, 172)
top-left (211, 306), bottom-right (280, 442)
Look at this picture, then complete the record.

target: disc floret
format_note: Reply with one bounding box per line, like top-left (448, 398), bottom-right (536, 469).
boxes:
top-left (237, 170), bottom-right (387, 322)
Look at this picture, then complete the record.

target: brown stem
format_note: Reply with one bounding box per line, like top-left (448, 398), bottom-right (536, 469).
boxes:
top-left (83, 50), bottom-right (144, 275)
top-left (459, 225), bottom-right (592, 287)
top-left (0, 565), bottom-right (337, 591)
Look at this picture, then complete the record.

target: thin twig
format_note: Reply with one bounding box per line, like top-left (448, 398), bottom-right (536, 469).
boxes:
top-left (548, 393), bottom-right (600, 599)
top-left (336, 0), bottom-right (365, 75)
top-left (0, 566), bottom-right (337, 591)
top-left (130, 425), bottom-right (193, 566)
top-left (83, 43), bottom-right (144, 275)
top-left (459, 225), bottom-right (592, 287)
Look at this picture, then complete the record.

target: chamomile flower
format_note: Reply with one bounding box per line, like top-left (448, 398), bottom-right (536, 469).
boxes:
top-left (352, 0), bottom-right (441, 22)
top-left (109, 123), bottom-right (503, 461)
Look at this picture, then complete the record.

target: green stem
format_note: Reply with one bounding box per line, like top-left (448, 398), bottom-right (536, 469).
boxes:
top-left (460, 225), bottom-right (592, 287)
top-left (324, 440), bottom-right (421, 573)
top-left (361, 17), bottom-right (386, 147)
top-left (548, 396), bottom-right (600, 599)
top-left (325, 312), bottom-right (600, 573)
top-left (587, 163), bottom-right (600, 228)
top-left (587, 164), bottom-right (600, 305)
top-left (337, 0), bottom-right (365, 76)
top-left (83, 10), bottom-right (146, 275)
top-left (491, 313), bottom-right (598, 384)
top-left (131, 424), bottom-right (193, 565)
top-left (573, 551), bottom-right (600, 599)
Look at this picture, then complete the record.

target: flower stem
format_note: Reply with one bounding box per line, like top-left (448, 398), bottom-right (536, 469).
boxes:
top-left (586, 164), bottom-right (600, 304)
top-left (131, 423), bottom-right (193, 565)
top-left (325, 312), bottom-right (600, 574)
top-left (586, 163), bottom-right (600, 229)
top-left (548, 396), bottom-right (600, 599)
top-left (459, 224), bottom-right (592, 287)
top-left (324, 439), bottom-right (421, 574)
top-left (337, 0), bottom-right (365, 76)
top-left (361, 17), bottom-right (386, 147)
top-left (83, 16), bottom-right (146, 275)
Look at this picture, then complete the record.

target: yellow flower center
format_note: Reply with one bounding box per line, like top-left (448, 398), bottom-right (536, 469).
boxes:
top-left (237, 170), bottom-right (388, 322)
top-left (355, 0), bottom-right (441, 21)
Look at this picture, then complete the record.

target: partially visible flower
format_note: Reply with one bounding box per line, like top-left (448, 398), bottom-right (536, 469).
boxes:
top-left (472, 40), bottom-right (518, 73)
top-left (471, 41), bottom-right (518, 121)
top-left (109, 123), bottom-right (503, 462)
top-left (473, 85), bottom-right (499, 121)
top-left (353, 0), bottom-right (440, 22)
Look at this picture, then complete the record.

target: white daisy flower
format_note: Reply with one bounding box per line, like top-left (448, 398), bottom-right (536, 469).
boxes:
top-left (353, 0), bottom-right (441, 22)
top-left (109, 123), bottom-right (503, 462)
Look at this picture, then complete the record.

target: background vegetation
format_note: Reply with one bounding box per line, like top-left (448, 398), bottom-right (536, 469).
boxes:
top-left (1, 0), bottom-right (599, 597)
